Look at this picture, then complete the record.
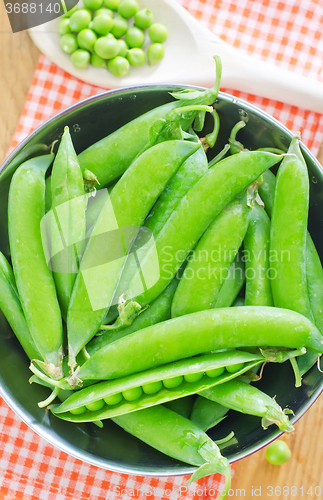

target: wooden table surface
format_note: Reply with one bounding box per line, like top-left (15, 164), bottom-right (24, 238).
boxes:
top-left (1, 2), bottom-right (323, 498)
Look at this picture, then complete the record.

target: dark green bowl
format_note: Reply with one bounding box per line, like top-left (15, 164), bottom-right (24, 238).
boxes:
top-left (0, 86), bottom-right (322, 476)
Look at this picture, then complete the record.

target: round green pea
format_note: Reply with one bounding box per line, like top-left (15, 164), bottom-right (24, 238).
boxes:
top-left (184, 372), bottom-right (204, 383)
top-left (92, 13), bottom-right (114, 35)
top-left (69, 405), bottom-right (86, 415)
top-left (206, 366), bottom-right (225, 378)
top-left (104, 0), bottom-right (119, 9)
top-left (148, 23), bottom-right (168, 43)
top-left (163, 376), bottom-right (183, 389)
top-left (60, 33), bottom-right (78, 54)
top-left (77, 29), bottom-right (97, 51)
top-left (134, 8), bottom-right (154, 29)
top-left (126, 26), bottom-right (145, 48)
top-left (265, 440), bottom-right (292, 465)
top-left (108, 56), bottom-right (130, 76)
top-left (71, 49), bottom-right (91, 68)
top-left (117, 39), bottom-right (129, 57)
top-left (117, 0), bottom-right (138, 19)
top-left (58, 17), bottom-right (71, 35)
top-left (83, 0), bottom-right (103, 10)
top-left (127, 47), bottom-right (145, 67)
top-left (226, 362), bottom-right (245, 373)
top-left (147, 43), bottom-right (164, 65)
top-left (94, 7), bottom-right (113, 17)
top-left (85, 399), bottom-right (105, 411)
top-left (122, 386), bottom-right (143, 401)
top-left (104, 393), bottom-right (123, 405)
top-left (69, 9), bottom-right (92, 32)
top-left (142, 380), bottom-right (163, 394)
top-left (110, 16), bottom-right (128, 38)
top-left (94, 36), bottom-right (119, 58)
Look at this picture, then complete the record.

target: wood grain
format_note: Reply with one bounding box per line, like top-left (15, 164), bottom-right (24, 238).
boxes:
top-left (0, 0), bottom-right (39, 163)
top-left (1, 4), bottom-right (323, 498)
top-left (232, 394), bottom-right (323, 499)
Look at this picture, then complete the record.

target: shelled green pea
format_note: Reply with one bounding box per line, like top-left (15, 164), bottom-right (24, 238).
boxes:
top-left (57, 1), bottom-right (168, 75)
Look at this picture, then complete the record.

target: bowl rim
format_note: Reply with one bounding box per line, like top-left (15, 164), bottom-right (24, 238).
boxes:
top-left (1, 83), bottom-right (323, 477)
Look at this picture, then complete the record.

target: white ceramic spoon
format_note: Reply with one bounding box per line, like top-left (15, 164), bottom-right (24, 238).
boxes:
top-left (29, 0), bottom-right (323, 113)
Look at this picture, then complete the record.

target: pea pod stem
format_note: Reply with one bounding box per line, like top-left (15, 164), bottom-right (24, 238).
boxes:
top-left (190, 396), bottom-right (229, 432)
top-left (229, 120), bottom-right (247, 154)
top-left (29, 362), bottom-right (70, 390)
top-left (74, 306), bottom-right (322, 383)
top-left (61, 350), bottom-right (265, 404)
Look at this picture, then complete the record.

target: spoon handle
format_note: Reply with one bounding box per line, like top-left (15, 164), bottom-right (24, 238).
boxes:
top-left (172, 0), bottom-right (323, 113)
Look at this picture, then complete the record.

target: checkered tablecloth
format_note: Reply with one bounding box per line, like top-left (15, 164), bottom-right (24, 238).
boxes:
top-left (1, 0), bottom-right (323, 498)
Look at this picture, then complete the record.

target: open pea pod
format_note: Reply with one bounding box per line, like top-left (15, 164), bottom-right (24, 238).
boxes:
top-left (51, 348), bottom-right (301, 423)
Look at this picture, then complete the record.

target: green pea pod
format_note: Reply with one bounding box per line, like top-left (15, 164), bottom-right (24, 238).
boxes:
top-left (144, 141), bottom-right (209, 237)
top-left (200, 378), bottom-right (294, 433)
top-left (85, 182), bottom-right (116, 237)
top-left (45, 176), bottom-right (52, 213)
top-left (214, 253), bottom-right (245, 308)
top-left (67, 140), bottom-right (200, 370)
top-left (190, 396), bottom-right (229, 432)
top-left (112, 405), bottom-right (232, 492)
top-left (305, 236), bottom-right (323, 333)
top-left (127, 151), bottom-right (284, 307)
top-left (257, 165), bottom-right (323, 374)
top-left (49, 126), bottom-right (87, 320)
top-left (0, 251), bottom-right (41, 361)
top-left (112, 143), bottom-right (209, 303)
top-left (77, 102), bottom-right (182, 187)
top-left (77, 58), bottom-right (221, 187)
top-left (232, 296), bottom-right (245, 307)
top-left (258, 169), bottom-right (276, 217)
top-left (73, 306), bottom-right (322, 383)
top-left (53, 350), bottom-right (266, 417)
top-left (298, 236), bottom-right (323, 375)
top-left (244, 202), bottom-right (273, 306)
top-left (171, 191), bottom-right (250, 317)
top-left (270, 135), bottom-right (313, 320)
top-left (86, 278), bottom-right (178, 358)
top-left (164, 396), bottom-right (194, 419)
top-left (8, 154), bottom-right (64, 380)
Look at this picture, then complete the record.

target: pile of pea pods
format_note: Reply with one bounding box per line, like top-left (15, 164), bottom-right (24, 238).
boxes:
top-left (1, 57), bottom-right (323, 496)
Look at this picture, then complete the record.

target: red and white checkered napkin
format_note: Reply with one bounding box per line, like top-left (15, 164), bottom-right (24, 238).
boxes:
top-left (2, 0), bottom-right (323, 498)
